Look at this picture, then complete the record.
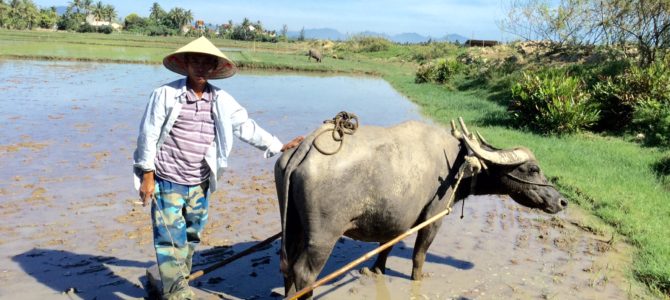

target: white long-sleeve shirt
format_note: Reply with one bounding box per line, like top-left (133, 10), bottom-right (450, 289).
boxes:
top-left (133, 77), bottom-right (283, 193)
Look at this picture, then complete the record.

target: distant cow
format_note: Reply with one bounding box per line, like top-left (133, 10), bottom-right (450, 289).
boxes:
top-left (306, 49), bottom-right (322, 62)
top-left (275, 120), bottom-right (567, 298)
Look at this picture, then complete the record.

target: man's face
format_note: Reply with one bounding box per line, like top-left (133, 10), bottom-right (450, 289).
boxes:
top-left (184, 54), bottom-right (219, 83)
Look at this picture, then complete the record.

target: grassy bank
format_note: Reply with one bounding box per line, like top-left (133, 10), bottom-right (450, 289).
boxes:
top-left (1, 30), bottom-right (668, 297)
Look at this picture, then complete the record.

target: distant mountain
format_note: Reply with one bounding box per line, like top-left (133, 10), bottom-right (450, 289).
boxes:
top-left (391, 32), bottom-right (430, 44)
top-left (287, 27), bottom-right (468, 44)
top-left (287, 28), bottom-right (346, 41)
top-left (440, 34), bottom-right (469, 43)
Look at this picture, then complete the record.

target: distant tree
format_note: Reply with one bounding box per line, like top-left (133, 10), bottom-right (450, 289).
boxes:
top-left (149, 2), bottom-right (165, 24)
top-left (280, 24), bottom-right (288, 42)
top-left (81, 0), bottom-right (91, 15)
top-left (298, 26), bottom-right (305, 41)
top-left (68, 0), bottom-right (82, 13)
top-left (6, 0), bottom-right (39, 29)
top-left (91, 1), bottom-right (103, 21)
top-left (232, 17), bottom-right (253, 40)
top-left (102, 4), bottom-right (115, 23)
top-left (499, 0), bottom-right (670, 65)
top-left (166, 7), bottom-right (192, 32)
top-left (58, 5), bottom-right (84, 30)
top-left (124, 13), bottom-right (146, 31)
top-left (0, 1), bottom-right (10, 28)
top-left (38, 6), bottom-right (57, 29)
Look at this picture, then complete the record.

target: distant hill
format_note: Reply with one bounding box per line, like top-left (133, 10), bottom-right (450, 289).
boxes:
top-left (288, 27), bottom-right (468, 44)
top-left (287, 28), bottom-right (346, 41)
top-left (441, 34), bottom-right (469, 43)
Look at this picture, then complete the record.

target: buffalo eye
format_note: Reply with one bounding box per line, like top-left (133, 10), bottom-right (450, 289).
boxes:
top-left (529, 165), bottom-right (541, 174)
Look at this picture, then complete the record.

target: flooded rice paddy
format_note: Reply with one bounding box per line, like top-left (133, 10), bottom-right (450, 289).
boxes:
top-left (0, 60), bottom-right (647, 299)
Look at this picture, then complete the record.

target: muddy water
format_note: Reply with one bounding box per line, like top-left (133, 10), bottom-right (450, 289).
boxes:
top-left (0, 60), bottom-right (648, 299)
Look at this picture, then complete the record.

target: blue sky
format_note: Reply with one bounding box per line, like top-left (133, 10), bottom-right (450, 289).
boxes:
top-left (32, 0), bottom-right (508, 39)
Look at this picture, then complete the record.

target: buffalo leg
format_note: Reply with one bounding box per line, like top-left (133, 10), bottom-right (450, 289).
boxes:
top-left (282, 215), bottom-right (305, 296)
top-left (291, 234), bottom-right (339, 299)
top-left (372, 244), bottom-right (393, 274)
top-left (411, 220), bottom-right (442, 280)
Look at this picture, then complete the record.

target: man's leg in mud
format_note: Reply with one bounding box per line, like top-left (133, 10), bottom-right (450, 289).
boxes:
top-left (152, 178), bottom-right (195, 299)
top-left (184, 181), bottom-right (209, 273)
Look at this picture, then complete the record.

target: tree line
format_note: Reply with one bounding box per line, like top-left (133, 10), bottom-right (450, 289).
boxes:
top-left (0, 0), bottom-right (289, 41)
top-left (499, 0), bottom-right (670, 66)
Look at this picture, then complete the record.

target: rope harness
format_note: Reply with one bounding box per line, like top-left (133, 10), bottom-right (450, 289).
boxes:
top-left (505, 173), bottom-right (555, 187)
top-left (313, 111), bottom-right (359, 155)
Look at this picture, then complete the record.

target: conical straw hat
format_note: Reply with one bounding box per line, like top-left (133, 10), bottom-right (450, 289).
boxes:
top-left (163, 36), bottom-right (237, 79)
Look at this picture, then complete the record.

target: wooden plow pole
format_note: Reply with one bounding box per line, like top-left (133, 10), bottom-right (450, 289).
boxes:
top-left (187, 232), bottom-right (281, 281)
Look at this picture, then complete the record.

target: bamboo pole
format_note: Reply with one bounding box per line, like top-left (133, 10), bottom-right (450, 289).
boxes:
top-left (288, 168), bottom-right (466, 300)
top-left (288, 205), bottom-right (455, 300)
top-left (187, 232), bottom-right (281, 281)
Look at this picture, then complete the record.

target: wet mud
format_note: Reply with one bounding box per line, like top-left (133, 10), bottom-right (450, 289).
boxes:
top-left (0, 60), bottom-right (651, 299)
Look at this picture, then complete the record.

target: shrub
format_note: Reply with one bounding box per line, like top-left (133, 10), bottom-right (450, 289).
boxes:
top-left (633, 99), bottom-right (670, 147)
top-left (76, 23), bottom-right (95, 33)
top-left (146, 25), bottom-right (174, 36)
top-left (410, 43), bottom-right (458, 62)
top-left (339, 36), bottom-right (391, 53)
top-left (415, 62), bottom-right (435, 84)
top-left (590, 59), bottom-right (670, 132)
top-left (98, 25), bottom-right (113, 34)
top-left (415, 58), bottom-right (462, 85)
top-left (510, 70), bottom-right (599, 134)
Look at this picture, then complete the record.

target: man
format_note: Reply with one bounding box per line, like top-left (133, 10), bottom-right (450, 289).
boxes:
top-left (133, 36), bottom-right (303, 299)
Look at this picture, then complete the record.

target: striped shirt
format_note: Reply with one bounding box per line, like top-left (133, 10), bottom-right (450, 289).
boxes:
top-left (155, 84), bottom-right (215, 185)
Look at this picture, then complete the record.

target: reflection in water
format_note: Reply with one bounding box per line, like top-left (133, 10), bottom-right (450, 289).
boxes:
top-left (374, 275), bottom-right (391, 300)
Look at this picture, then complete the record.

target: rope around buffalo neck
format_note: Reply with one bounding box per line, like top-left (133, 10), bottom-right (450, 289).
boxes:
top-left (313, 111), bottom-right (359, 155)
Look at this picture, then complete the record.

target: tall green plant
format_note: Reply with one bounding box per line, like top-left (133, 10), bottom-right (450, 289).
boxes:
top-left (634, 100), bottom-right (670, 147)
top-left (510, 70), bottom-right (599, 134)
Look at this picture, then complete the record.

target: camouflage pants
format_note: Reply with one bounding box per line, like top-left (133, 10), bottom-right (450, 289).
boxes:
top-left (152, 177), bottom-right (209, 300)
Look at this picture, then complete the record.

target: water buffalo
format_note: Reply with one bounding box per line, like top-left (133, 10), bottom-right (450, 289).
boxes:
top-left (275, 120), bottom-right (567, 298)
top-left (306, 49), bottom-right (322, 62)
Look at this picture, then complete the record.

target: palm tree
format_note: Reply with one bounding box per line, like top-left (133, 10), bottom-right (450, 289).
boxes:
top-left (8, 0), bottom-right (23, 29)
top-left (81, 0), bottom-right (91, 15)
top-left (167, 7), bottom-right (192, 31)
top-left (22, 0), bottom-right (38, 29)
top-left (91, 0), bottom-right (103, 22)
top-left (0, 0), bottom-right (10, 28)
top-left (149, 2), bottom-right (164, 24)
top-left (103, 4), bottom-right (115, 23)
top-left (68, 0), bottom-right (82, 13)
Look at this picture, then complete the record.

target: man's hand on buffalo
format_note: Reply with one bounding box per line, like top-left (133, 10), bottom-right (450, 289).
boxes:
top-left (281, 136), bottom-right (305, 152)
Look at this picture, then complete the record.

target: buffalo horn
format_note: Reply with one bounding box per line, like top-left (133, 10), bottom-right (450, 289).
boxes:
top-left (462, 132), bottom-right (534, 165)
top-left (475, 131), bottom-right (500, 150)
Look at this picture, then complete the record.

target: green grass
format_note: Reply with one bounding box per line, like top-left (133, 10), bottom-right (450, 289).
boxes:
top-left (1, 29), bottom-right (668, 296)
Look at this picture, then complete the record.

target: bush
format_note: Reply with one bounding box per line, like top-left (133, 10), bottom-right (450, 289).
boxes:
top-left (510, 70), bottom-right (599, 134)
top-left (76, 23), bottom-right (95, 33)
top-left (339, 36), bottom-right (391, 53)
top-left (415, 58), bottom-right (462, 85)
top-left (591, 59), bottom-right (670, 132)
top-left (146, 24), bottom-right (174, 36)
top-left (410, 43), bottom-right (458, 62)
top-left (98, 25), bottom-right (113, 34)
top-left (633, 99), bottom-right (670, 147)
